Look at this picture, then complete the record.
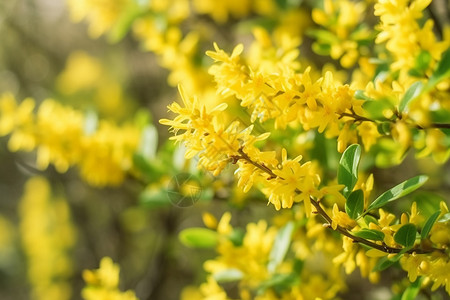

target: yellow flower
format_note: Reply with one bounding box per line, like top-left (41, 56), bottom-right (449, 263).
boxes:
top-left (82, 257), bottom-right (139, 300)
top-left (374, 0), bottom-right (448, 72)
top-left (312, 0), bottom-right (371, 68)
top-left (19, 177), bottom-right (76, 300)
top-left (193, 0), bottom-right (252, 23)
top-left (67, 0), bottom-right (131, 38)
top-left (56, 51), bottom-right (103, 94)
top-left (330, 204), bottom-right (357, 230)
top-left (357, 122), bottom-right (381, 151)
top-left (262, 149), bottom-right (319, 213)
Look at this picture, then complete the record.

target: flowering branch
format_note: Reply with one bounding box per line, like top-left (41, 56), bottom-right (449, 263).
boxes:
top-left (309, 197), bottom-right (440, 255)
top-left (340, 112), bottom-right (450, 130)
top-left (233, 148), bottom-right (444, 255)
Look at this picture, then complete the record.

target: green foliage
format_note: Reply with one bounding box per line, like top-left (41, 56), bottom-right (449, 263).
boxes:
top-left (109, 3), bottom-right (149, 42)
top-left (138, 188), bottom-right (170, 208)
top-left (366, 175), bottom-right (428, 212)
top-left (363, 98), bottom-right (395, 120)
top-left (178, 227), bottom-right (219, 248)
top-left (409, 50), bottom-right (432, 77)
top-left (257, 273), bottom-right (298, 296)
top-left (399, 81), bottom-right (423, 113)
top-left (213, 269), bottom-right (244, 283)
top-left (421, 211), bottom-right (440, 240)
top-left (338, 144), bottom-right (361, 198)
top-left (372, 250), bottom-right (405, 272)
top-left (345, 189), bottom-right (364, 219)
top-left (353, 229), bottom-right (385, 241)
top-left (401, 277), bottom-right (424, 300)
top-left (394, 224), bottom-right (417, 248)
top-left (425, 48), bottom-right (450, 91)
top-left (268, 221), bottom-right (295, 273)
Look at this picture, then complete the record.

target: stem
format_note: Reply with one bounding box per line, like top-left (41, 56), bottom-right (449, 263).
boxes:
top-left (309, 197), bottom-right (432, 254)
top-left (234, 148), bottom-right (278, 179)
top-left (232, 148), bottom-right (444, 255)
top-left (340, 112), bottom-right (450, 130)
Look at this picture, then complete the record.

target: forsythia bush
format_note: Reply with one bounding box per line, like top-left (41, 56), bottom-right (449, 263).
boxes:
top-left (0, 0), bottom-right (449, 299)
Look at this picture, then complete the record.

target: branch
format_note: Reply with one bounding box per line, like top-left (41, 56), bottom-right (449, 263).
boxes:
top-left (231, 148), bottom-right (445, 255)
top-left (309, 197), bottom-right (445, 255)
top-left (232, 148), bottom-right (278, 179)
top-left (340, 112), bottom-right (450, 130)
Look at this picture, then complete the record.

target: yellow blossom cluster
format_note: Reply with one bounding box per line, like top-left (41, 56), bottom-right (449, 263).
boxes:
top-left (374, 0), bottom-right (448, 73)
top-left (160, 85), bottom-right (344, 212)
top-left (67, 0), bottom-right (311, 98)
top-left (207, 42), bottom-right (375, 154)
top-left (82, 257), bottom-right (139, 300)
top-left (182, 212), bottom-right (345, 300)
top-left (19, 177), bottom-right (76, 300)
top-left (311, 0), bottom-right (373, 68)
top-left (0, 94), bottom-right (142, 186)
top-left (331, 197), bottom-right (450, 293)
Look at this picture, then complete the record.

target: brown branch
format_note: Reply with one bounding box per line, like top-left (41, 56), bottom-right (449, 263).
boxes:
top-left (309, 197), bottom-right (445, 255)
top-left (233, 148), bottom-right (278, 179)
top-left (231, 148), bottom-right (445, 255)
top-left (340, 112), bottom-right (450, 130)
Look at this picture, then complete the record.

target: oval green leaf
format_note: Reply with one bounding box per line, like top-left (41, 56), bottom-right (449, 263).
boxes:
top-left (338, 144), bottom-right (361, 198)
top-left (354, 228), bottom-right (385, 241)
top-left (213, 269), bottom-right (244, 283)
top-left (367, 175), bottom-right (428, 212)
top-left (345, 189), bottom-right (364, 219)
top-left (372, 248), bottom-right (406, 272)
top-left (401, 277), bottom-right (424, 300)
top-left (394, 224), bottom-right (417, 248)
top-left (372, 256), bottom-right (397, 272)
top-left (179, 227), bottom-right (218, 248)
top-left (268, 221), bottom-right (294, 273)
top-left (425, 48), bottom-right (450, 91)
top-left (399, 81), bottom-right (423, 113)
top-left (421, 210), bottom-right (440, 240)
top-left (139, 188), bottom-right (170, 208)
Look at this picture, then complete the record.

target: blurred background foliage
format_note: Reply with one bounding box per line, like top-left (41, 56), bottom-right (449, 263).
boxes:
top-left (0, 0), bottom-right (449, 300)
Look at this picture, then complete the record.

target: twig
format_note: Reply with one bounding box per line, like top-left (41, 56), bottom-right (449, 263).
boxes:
top-left (231, 148), bottom-right (445, 255)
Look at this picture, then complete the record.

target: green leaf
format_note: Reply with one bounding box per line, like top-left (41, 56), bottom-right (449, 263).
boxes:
top-left (421, 211), bottom-right (440, 240)
top-left (179, 227), bottom-right (218, 248)
top-left (307, 29), bottom-right (339, 44)
top-left (109, 4), bottom-right (148, 42)
top-left (425, 48), bottom-right (450, 91)
top-left (394, 224), bottom-right (417, 248)
top-left (268, 222), bottom-right (295, 273)
top-left (354, 229), bottom-right (385, 241)
top-left (367, 175), bottom-right (428, 212)
top-left (257, 273), bottom-right (297, 295)
top-left (376, 122), bottom-right (391, 135)
top-left (362, 99), bottom-right (394, 120)
top-left (408, 50), bottom-right (432, 77)
top-left (139, 125), bottom-right (158, 160)
top-left (228, 228), bottom-right (245, 247)
top-left (415, 50), bottom-right (432, 71)
top-left (399, 81), bottom-right (423, 113)
top-left (401, 277), bottom-right (424, 300)
top-left (372, 248), bottom-right (406, 272)
top-left (372, 256), bottom-right (397, 272)
top-left (139, 188), bottom-right (170, 208)
top-left (213, 269), bottom-right (244, 283)
top-left (133, 153), bottom-right (165, 182)
top-left (338, 144), bottom-right (361, 197)
top-left (345, 189), bottom-right (364, 219)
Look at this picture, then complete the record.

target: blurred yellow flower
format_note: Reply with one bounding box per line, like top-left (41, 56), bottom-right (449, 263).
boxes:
top-left (82, 257), bottom-right (139, 300)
